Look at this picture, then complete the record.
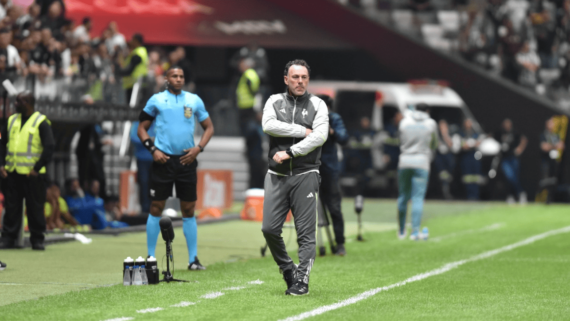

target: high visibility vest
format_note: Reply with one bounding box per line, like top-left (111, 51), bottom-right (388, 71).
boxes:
top-left (5, 111), bottom-right (51, 174)
top-left (236, 68), bottom-right (260, 109)
top-left (122, 46), bottom-right (149, 89)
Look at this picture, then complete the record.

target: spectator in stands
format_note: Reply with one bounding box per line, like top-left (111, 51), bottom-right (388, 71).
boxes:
top-left (148, 49), bottom-right (165, 92)
top-left (538, 117), bottom-right (564, 202)
top-left (15, 3), bottom-right (40, 30)
top-left (73, 17), bottom-right (91, 44)
top-left (530, 0), bottom-right (558, 69)
top-left (119, 33), bottom-right (148, 104)
top-left (459, 118), bottom-right (482, 200)
top-left (434, 119), bottom-right (455, 200)
top-left (163, 47), bottom-right (194, 92)
top-left (498, 18), bottom-right (524, 82)
top-left (37, 0), bottom-right (65, 18)
top-left (494, 119), bottom-right (528, 204)
top-left (40, 0), bottom-right (64, 37)
top-left (0, 0), bottom-right (12, 21)
top-left (130, 120), bottom-right (156, 214)
top-left (105, 21), bottom-right (126, 56)
top-left (516, 41), bottom-right (541, 89)
top-left (91, 42), bottom-right (116, 102)
top-left (0, 27), bottom-right (23, 78)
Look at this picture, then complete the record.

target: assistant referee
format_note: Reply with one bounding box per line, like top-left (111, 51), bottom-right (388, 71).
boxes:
top-left (138, 66), bottom-right (214, 270)
top-left (261, 59), bottom-right (329, 296)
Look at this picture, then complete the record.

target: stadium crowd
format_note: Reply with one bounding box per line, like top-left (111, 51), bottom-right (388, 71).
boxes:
top-left (341, 0), bottom-right (570, 106)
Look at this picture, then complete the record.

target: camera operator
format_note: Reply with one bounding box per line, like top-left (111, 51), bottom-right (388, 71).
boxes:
top-left (316, 94), bottom-right (349, 255)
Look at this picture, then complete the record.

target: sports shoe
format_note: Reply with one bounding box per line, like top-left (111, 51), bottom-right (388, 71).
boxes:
top-left (31, 241), bottom-right (45, 251)
top-left (335, 244), bottom-right (346, 256)
top-left (280, 263), bottom-right (298, 289)
top-left (0, 238), bottom-right (15, 249)
top-left (506, 195), bottom-right (515, 204)
top-left (519, 192), bottom-right (528, 205)
top-left (409, 231), bottom-right (420, 241)
top-left (421, 227), bottom-right (429, 240)
top-left (0, 261), bottom-right (6, 271)
top-left (410, 228), bottom-right (429, 241)
top-left (188, 257), bottom-right (206, 270)
top-left (285, 279), bottom-right (309, 296)
top-left (397, 229), bottom-right (407, 240)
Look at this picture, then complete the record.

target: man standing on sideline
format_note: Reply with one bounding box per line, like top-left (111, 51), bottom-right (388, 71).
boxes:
top-left (0, 92), bottom-right (54, 250)
top-left (262, 59), bottom-right (329, 296)
top-left (397, 103), bottom-right (437, 241)
top-left (138, 66), bottom-right (214, 270)
top-left (236, 58), bottom-right (264, 188)
top-left (316, 94), bottom-right (349, 255)
top-left (460, 118), bottom-right (482, 200)
top-left (494, 119), bottom-right (527, 204)
top-left (130, 120), bottom-right (156, 214)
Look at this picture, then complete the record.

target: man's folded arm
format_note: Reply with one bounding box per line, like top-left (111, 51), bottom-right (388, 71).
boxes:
top-left (290, 100), bottom-right (329, 156)
top-left (262, 96), bottom-right (307, 138)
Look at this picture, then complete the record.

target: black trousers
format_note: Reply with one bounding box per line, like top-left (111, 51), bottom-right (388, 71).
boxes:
top-left (1, 172), bottom-right (46, 242)
top-left (320, 169), bottom-right (345, 245)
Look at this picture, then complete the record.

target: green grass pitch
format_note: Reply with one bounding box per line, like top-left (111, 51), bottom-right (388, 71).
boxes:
top-left (0, 200), bottom-right (569, 321)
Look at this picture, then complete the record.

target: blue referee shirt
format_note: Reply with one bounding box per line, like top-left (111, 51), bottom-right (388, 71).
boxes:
top-left (143, 90), bottom-right (210, 155)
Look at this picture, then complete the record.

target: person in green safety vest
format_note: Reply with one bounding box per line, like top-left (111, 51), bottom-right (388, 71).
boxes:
top-left (119, 33), bottom-right (148, 104)
top-left (0, 91), bottom-right (55, 250)
top-left (236, 58), bottom-right (265, 188)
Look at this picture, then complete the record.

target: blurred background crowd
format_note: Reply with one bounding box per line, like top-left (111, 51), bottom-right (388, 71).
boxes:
top-left (343, 0), bottom-right (570, 107)
top-left (0, 0), bottom-right (567, 233)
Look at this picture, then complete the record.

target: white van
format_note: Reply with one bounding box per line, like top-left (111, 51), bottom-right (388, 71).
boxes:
top-left (307, 80), bottom-right (499, 194)
top-left (308, 80), bottom-right (482, 134)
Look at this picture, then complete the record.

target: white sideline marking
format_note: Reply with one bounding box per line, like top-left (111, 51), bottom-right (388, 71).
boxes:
top-left (201, 292), bottom-right (224, 299)
top-left (136, 307), bottom-right (163, 314)
top-left (249, 280), bottom-right (264, 285)
top-left (280, 225), bottom-right (570, 321)
top-left (101, 318), bottom-right (133, 321)
top-left (431, 223), bottom-right (505, 242)
top-left (171, 301), bottom-right (195, 307)
top-left (224, 286), bottom-right (246, 290)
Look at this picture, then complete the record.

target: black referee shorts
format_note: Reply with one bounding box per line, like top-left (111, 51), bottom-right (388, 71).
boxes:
top-left (149, 155), bottom-right (198, 203)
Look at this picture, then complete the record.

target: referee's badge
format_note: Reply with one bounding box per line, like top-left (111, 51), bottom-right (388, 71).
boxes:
top-left (184, 105), bottom-right (193, 119)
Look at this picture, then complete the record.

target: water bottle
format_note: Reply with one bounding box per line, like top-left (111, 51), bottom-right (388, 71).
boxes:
top-left (133, 256), bottom-right (145, 285)
top-left (123, 257), bottom-right (134, 286)
top-left (146, 256), bottom-right (159, 284)
top-left (141, 262), bottom-right (148, 285)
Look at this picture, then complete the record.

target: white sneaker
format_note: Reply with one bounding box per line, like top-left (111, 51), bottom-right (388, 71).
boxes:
top-left (397, 229), bottom-right (407, 240)
top-left (519, 192), bottom-right (527, 205)
top-left (506, 195), bottom-right (515, 204)
top-left (420, 227), bottom-right (429, 240)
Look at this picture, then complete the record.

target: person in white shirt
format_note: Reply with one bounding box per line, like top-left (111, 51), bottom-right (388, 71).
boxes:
top-left (73, 17), bottom-right (91, 44)
top-left (397, 103), bottom-right (438, 241)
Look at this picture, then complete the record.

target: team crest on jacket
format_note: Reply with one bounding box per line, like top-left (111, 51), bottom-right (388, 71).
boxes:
top-left (184, 105), bottom-right (192, 118)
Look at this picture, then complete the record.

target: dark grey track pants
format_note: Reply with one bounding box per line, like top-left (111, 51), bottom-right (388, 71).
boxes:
top-left (262, 172), bottom-right (320, 284)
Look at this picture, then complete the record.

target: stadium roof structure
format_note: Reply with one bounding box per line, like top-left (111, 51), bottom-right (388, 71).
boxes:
top-left (64, 0), bottom-right (351, 48)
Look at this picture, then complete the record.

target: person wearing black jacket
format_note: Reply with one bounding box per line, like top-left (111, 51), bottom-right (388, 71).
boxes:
top-left (0, 92), bottom-right (54, 250)
top-left (316, 94), bottom-right (349, 255)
